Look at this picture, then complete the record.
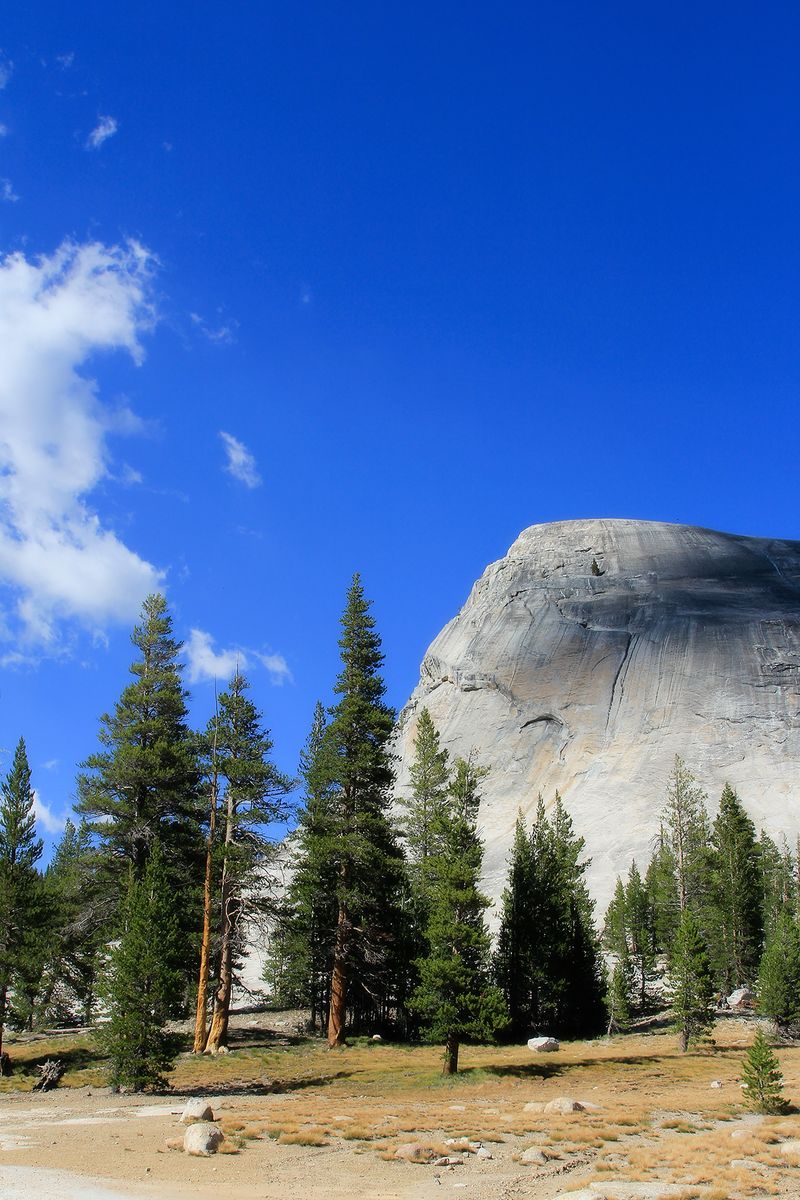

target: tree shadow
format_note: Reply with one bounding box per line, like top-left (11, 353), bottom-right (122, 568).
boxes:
top-left (176, 1069), bottom-right (356, 1097)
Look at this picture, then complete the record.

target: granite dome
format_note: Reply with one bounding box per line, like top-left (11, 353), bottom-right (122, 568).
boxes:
top-left (395, 519), bottom-right (800, 910)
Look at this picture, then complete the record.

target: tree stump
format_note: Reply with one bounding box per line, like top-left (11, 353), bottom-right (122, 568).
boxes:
top-left (32, 1059), bottom-right (65, 1091)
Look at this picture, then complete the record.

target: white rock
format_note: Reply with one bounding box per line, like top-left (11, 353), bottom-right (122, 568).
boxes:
top-left (779, 1139), bottom-right (800, 1157)
top-left (543, 1096), bottom-right (585, 1114)
top-left (371, 1034), bottom-right (382, 1041)
top-left (183, 1122), bottom-right (223, 1156)
top-left (527, 1036), bottom-right (560, 1052)
top-left (476, 1147), bottom-right (493, 1159)
top-left (727, 987), bottom-right (756, 1010)
top-left (709, 1079), bottom-right (722, 1088)
top-left (395, 519), bottom-right (800, 910)
top-left (393, 1142), bottom-right (432, 1163)
top-left (520, 1146), bottom-right (547, 1165)
top-left (180, 1098), bottom-right (215, 1124)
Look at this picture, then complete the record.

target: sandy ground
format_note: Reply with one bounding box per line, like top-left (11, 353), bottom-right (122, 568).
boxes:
top-left (0, 1088), bottom-right (542, 1200)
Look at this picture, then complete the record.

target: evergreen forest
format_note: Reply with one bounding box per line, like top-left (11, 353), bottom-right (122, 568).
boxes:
top-left (0, 579), bottom-right (797, 1088)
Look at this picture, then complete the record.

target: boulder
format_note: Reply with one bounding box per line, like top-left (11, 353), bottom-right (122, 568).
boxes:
top-left (180, 1097), bottom-right (215, 1124)
top-left (709, 1079), bottom-right (722, 1089)
top-left (183, 1122), bottom-right (224, 1156)
top-left (727, 987), bottom-right (756, 1010)
top-left (476, 1146), bottom-right (493, 1159)
top-left (394, 1142), bottom-right (433, 1163)
top-left (527, 1036), bottom-right (560, 1052)
top-left (432, 1156), bottom-right (463, 1166)
top-left (779, 1139), bottom-right (800, 1158)
top-left (520, 1146), bottom-right (548, 1165)
top-left (544, 1096), bottom-right (586, 1114)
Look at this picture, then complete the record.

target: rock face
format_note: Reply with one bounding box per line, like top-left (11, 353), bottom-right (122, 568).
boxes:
top-left (396, 519), bottom-right (800, 910)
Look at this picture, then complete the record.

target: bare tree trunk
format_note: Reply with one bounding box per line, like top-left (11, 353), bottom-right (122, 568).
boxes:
top-left (204, 766), bottom-right (235, 1055)
top-left (327, 901), bottom-right (348, 1048)
top-left (0, 983), bottom-right (6, 1061)
top-left (443, 1032), bottom-right (459, 1075)
top-left (193, 725), bottom-right (219, 1054)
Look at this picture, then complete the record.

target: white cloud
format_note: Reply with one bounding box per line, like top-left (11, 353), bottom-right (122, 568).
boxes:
top-left (41, 758), bottom-right (59, 770)
top-left (256, 651), bottom-right (293, 686)
top-left (56, 52), bottom-right (75, 70)
top-left (1, 179), bottom-right (18, 202)
top-left (0, 238), bottom-right (163, 645)
top-left (190, 310), bottom-right (236, 344)
top-left (185, 628), bottom-right (246, 684)
top-left (86, 115), bottom-right (118, 150)
top-left (0, 53), bottom-right (13, 91)
top-left (185, 628), bottom-right (292, 687)
top-left (220, 430), bottom-right (261, 488)
top-left (0, 125), bottom-right (8, 138)
top-left (33, 789), bottom-right (67, 834)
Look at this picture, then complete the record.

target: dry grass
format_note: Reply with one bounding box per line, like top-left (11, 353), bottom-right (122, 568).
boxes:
top-left (6, 1017), bottom-right (800, 1195)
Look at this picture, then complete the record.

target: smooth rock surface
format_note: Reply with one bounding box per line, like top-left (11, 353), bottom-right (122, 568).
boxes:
top-left (728, 987), bottom-right (756, 1009)
top-left (183, 1122), bottom-right (223, 1156)
top-left (180, 1098), bottom-right (214, 1124)
top-left (396, 519), bottom-right (800, 908)
top-left (527, 1036), bottom-right (560, 1052)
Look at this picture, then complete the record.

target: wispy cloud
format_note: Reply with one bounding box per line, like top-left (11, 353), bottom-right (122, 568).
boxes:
top-left (33, 790), bottom-right (68, 834)
top-left (190, 310), bottom-right (237, 345)
top-left (220, 430), bottom-right (261, 489)
top-left (86, 115), bottom-right (118, 150)
top-left (184, 628), bottom-right (291, 687)
top-left (56, 52), bottom-right (75, 70)
top-left (0, 53), bottom-right (13, 91)
top-left (256, 651), bottom-right (293, 686)
top-left (41, 758), bottom-right (59, 771)
top-left (1, 178), bottom-right (18, 202)
top-left (0, 125), bottom-right (8, 138)
top-left (0, 238), bottom-right (163, 646)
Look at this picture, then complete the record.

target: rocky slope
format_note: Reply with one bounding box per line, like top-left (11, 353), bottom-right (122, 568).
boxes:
top-left (395, 519), bottom-right (800, 911)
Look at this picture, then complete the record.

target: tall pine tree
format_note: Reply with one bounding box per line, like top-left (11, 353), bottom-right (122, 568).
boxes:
top-left (708, 784), bottom-right (762, 991)
top-left (0, 738), bottom-right (43, 1058)
top-left (494, 793), bottom-right (606, 1039)
top-left (321, 575), bottom-right (404, 1047)
top-left (669, 909), bottom-right (714, 1052)
top-left (410, 755), bottom-right (506, 1073)
top-left (78, 593), bottom-right (203, 997)
top-left (99, 842), bottom-right (180, 1091)
top-left (203, 670), bottom-right (292, 1053)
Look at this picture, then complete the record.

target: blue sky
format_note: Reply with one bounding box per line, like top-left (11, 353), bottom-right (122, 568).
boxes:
top-left (0, 3), bottom-right (798, 848)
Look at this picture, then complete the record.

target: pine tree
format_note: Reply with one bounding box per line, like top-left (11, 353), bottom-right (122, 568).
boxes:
top-left (410, 755), bottom-right (506, 1073)
top-left (662, 757), bottom-right (709, 916)
top-left (625, 861), bottom-right (655, 1010)
top-left (742, 1029), bottom-right (787, 1114)
top-left (494, 813), bottom-right (537, 1039)
top-left (98, 842), bottom-right (180, 1091)
top-left (759, 832), bottom-right (796, 941)
top-left (644, 826), bottom-right (680, 953)
top-left (669, 909), bottom-right (715, 1051)
top-left (0, 738), bottom-right (43, 1058)
top-left (78, 594), bottom-right (203, 993)
top-left (606, 950), bottom-right (634, 1035)
top-left (757, 914), bottom-right (800, 1034)
top-left (708, 784), bottom-right (762, 991)
top-left (203, 670), bottom-right (292, 1053)
top-left (39, 819), bottom-right (104, 1026)
top-left (266, 702), bottom-right (338, 1028)
top-left (494, 794), bottom-right (606, 1039)
top-left (400, 707), bottom-right (450, 880)
top-left (321, 575), bottom-right (404, 1047)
